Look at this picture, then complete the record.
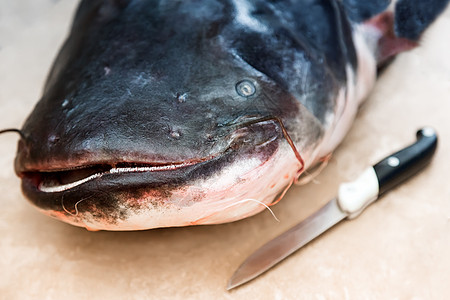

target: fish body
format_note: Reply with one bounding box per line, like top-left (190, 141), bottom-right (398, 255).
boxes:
top-left (14, 0), bottom-right (448, 230)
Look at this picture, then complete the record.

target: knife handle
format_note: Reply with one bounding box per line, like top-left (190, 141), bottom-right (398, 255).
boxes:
top-left (338, 127), bottom-right (438, 219)
top-left (374, 127), bottom-right (438, 195)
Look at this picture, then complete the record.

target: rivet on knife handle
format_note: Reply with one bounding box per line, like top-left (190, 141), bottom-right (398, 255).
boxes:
top-left (338, 127), bottom-right (438, 219)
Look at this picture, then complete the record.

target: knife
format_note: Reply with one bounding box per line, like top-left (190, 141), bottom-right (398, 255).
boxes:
top-left (227, 127), bottom-right (438, 290)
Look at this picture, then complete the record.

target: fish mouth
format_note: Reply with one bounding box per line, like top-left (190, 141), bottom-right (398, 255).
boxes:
top-left (20, 157), bottom-right (219, 194)
top-left (16, 119), bottom-right (281, 196)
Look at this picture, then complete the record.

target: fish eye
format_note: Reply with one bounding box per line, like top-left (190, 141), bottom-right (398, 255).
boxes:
top-left (236, 80), bottom-right (256, 97)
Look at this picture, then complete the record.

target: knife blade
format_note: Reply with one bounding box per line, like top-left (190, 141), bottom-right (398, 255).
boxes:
top-left (227, 127), bottom-right (438, 290)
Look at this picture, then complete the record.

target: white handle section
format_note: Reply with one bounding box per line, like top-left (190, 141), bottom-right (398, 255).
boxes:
top-left (338, 167), bottom-right (380, 219)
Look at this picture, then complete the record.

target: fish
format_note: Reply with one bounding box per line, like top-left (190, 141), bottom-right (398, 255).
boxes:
top-left (10, 0), bottom-right (448, 231)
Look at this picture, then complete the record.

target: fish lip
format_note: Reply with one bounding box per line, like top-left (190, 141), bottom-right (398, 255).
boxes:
top-left (18, 154), bottom-right (224, 194)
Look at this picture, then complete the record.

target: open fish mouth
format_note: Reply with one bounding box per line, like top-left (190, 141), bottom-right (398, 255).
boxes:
top-left (21, 158), bottom-right (219, 193)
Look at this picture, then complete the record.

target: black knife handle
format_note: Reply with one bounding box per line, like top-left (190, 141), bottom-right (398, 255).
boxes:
top-left (373, 127), bottom-right (438, 195)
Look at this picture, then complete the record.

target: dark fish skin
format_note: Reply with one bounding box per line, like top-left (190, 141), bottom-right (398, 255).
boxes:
top-left (14, 0), bottom-right (449, 230)
top-left (18, 0), bottom-right (356, 168)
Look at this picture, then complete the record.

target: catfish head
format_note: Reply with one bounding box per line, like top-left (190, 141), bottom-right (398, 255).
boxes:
top-left (13, 0), bottom-right (354, 230)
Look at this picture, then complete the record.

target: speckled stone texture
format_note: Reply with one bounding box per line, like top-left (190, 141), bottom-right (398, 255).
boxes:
top-left (0, 1), bottom-right (449, 299)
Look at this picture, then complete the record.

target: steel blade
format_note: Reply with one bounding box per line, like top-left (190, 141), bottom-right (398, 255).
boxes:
top-left (227, 198), bottom-right (347, 290)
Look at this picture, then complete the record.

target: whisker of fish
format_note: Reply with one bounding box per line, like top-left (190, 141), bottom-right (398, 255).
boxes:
top-left (221, 198), bottom-right (280, 222)
top-left (296, 170), bottom-right (321, 185)
top-left (61, 195), bottom-right (90, 216)
top-left (61, 195), bottom-right (70, 215)
top-left (0, 128), bottom-right (26, 140)
top-left (295, 153), bottom-right (331, 185)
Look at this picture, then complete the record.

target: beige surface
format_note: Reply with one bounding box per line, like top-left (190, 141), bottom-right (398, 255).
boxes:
top-left (1, 1), bottom-right (449, 299)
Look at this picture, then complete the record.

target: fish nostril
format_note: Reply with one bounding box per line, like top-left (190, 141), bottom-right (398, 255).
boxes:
top-left (104, 66), bottom-right (111, 76)
top-left (170, 131), bottom-right (181, 139)
top-left (169, 128), bottom-right (182, 139)
top-left (175, 92), bottom-right (188, 103)
top-left (48, 134), bottom-right (60, 144)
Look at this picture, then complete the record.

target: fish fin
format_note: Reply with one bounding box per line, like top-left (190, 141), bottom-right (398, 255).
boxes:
top-left (364, 0), bottom-right (448, 64)
top-left (366, 12), bottom-right (419, 64)
top-left (394, 0), bottom-right (449, 40)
